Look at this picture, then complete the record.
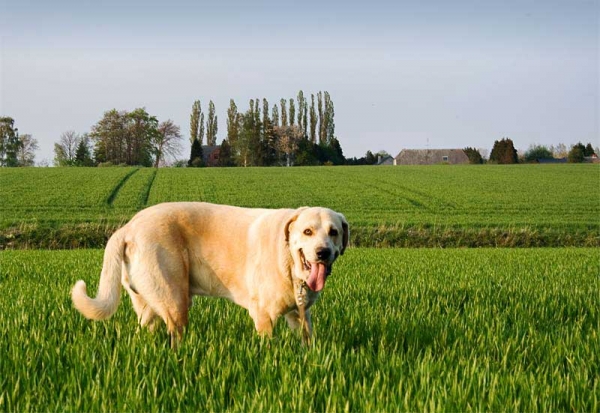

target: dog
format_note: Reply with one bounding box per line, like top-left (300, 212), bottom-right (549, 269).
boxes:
top-left (71, 202), bottom-right (348, 348)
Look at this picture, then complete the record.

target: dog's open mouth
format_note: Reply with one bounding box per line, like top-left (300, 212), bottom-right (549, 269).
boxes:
top-left (300, 249), bottom-right (332, 292)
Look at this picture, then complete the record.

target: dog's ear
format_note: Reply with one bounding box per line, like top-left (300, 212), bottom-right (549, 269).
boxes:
top-left (339, 213), bottom-right (349, 255)
top-left (284, 207), bottom-right (308, 242)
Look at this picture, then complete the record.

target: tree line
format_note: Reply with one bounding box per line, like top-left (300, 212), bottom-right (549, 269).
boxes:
top-left (188, 91), bottom-right (342, 167)
top-left (462, 138), bottom-right (598, 164)
top-left (54, 108), bottom-right (182, 168)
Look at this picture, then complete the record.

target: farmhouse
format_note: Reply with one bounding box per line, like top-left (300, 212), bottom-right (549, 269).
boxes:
top-left (394, 149), bottom-right (469, 165)
top-left (202, 145), bottom-right (221, 167)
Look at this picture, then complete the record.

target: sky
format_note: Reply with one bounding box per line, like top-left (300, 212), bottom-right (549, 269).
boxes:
top-left (1, 0), bottom-right (598, 163)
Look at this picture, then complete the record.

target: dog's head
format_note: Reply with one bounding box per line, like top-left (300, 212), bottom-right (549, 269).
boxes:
top-left (285, 207), bottom-right (349, 292)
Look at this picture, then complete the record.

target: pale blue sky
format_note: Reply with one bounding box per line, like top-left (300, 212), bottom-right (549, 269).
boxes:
top-left (1, 0), bottom-right (598, 162)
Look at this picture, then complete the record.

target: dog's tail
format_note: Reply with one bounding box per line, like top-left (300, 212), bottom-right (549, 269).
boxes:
top-left (71, 230), bottom-right (125, 320)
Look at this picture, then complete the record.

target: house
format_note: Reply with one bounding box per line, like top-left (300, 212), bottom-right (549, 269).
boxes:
top-left (394, 149), bottom-right (469, 165)
top-left (202, 146), bottom-right (221, 167)
top-left (376, 155), bottom-right (394, 165)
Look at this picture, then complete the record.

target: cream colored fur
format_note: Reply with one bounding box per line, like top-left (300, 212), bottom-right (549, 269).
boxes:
top-left (71, 202), bottom-right (348, 348)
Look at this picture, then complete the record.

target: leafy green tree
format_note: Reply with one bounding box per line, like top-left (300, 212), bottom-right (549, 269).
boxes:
top-left (463, 147), bottom-right (483, 164)
top-left (262, 99), bottom-right (278, 166)
top-left (0, 117), bottom-right (21, 167)
top-left (126, 108), bottom-right (157, 166)
top-left (524, 144), bottom-right (553, 162)
top-left (568, 143), bottom-right (585, 163)
top-left (489, 138), bottom-right (518, 164)
top-left (91, 109), bottom-right (126, 164)
top-left (218, 139), bottom-right (235, 166)
top-left (75, 135), bottom-right (94, 166)
top-left (206, 100), bottom-right (218, 146)
top-left (584, 143), bottom-right (595, 157)
top-left (188, 138), bottom-right (203, 167)
top-left (295, 138), bottom-right (318, 166)
top-left (365, 150), bottom-right (377, 165)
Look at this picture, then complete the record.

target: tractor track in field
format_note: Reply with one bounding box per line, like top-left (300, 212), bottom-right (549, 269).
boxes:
top-left (106, 168), bottom-right (140, 207)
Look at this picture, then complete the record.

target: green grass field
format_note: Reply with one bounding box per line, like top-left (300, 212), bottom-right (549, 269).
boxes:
top-left (1, 164), bottom-right (599, 248)
top-left (0, 248), bottom-right (597, 411)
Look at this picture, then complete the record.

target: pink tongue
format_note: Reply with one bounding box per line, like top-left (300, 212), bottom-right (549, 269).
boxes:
top-left (307, 263), bottom-right (327, 292)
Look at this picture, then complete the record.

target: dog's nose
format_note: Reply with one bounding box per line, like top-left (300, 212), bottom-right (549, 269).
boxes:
top-left (316, 247), bottom-right (331, 261)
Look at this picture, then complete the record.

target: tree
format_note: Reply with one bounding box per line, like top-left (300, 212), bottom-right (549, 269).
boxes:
top-left (295, 138), bottom-right (318, 166)
top-left (280, 99), bottom-right (288, 127)
top-left (90, 108), bottom-right (156, 166)
top-left (274, 125), bottom-right (302, 166)
top-left (309, 94), bottom-right (317, 143)
top-left (489, 138), bottom-right (518, 164)
top-left (317, 91), bottom-right (324, 144)
top-left (463, 147), bottom-right (483, 164)
top-left (190, 100), bottom-right (201, 144)
top-left (218, 139), bottom-right (235, 167)
top-left (16, 134), bottom-right (38, 166)
top-left (524, 144), bottom-right (553, 163)
top-left (296, 90), bottom-right (305, 134)
top-left (584, 143), bottom-right (595, 157)
top-left (125, 108), bottom-right (158, 166)
top-left (262, 98), bottom-right (278, 166)
top-left (227, 99), bottom-right (239, 150)
top-left (289, 98), bottom-right (296, 126)
top-left (152, 120), bottom-right (182, 167)
top-left (271, 104), bottom-right (279, 127)
top-left (206, 100), bottom-right (218, 146)
top-left (552, 143), bottom-right (568, 158)
top-left (75, 135), bottom-right (94, 166)
top-left (568, 143), bottom-right (585, 163)
top-left (188, 138), bottom-right (203, 167)
top-left (54, 130), bottom-right (80, 166)
top-left (0, 117), bottom-right (21, 167)
top-left (324, 91), bottom-right (335, 144)
top-left (365, 150), bottom-right (377, 165)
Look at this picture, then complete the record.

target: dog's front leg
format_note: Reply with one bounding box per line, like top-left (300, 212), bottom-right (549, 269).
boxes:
top-left (285, 309), bottom-right (313, 346)
top-left (251, 309), bottom-right (273, 337)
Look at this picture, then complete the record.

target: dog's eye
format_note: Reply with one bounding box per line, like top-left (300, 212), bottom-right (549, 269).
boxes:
top-left (303, 229), bottom-right (313, 236)
top-left (329, 229), bottom-right (339, 236)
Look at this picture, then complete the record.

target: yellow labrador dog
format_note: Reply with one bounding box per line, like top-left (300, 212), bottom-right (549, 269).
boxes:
top-left (71, 202), bottom-right (348, 347)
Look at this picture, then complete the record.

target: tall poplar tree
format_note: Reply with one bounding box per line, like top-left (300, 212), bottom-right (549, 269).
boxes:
top-left (189, 100), bottom-right (201, 144)
top-left (280, 98), bottom-right (288, 127)
top-left (289, 98), bottom-right (295, 126)
top-left (206, 100), bottom-right (218, 146)
top-left (317, 91), bottom-right (325, 144)
top-left (227, 99), bottom-right (239, 147)
top-left (296, 90), bottom-right (304, 131)
top-left (324, 91), bottom-right (335, 144)
top-left (309, 94), bottom-right (317, 143)
top-left (272, 104), bottom-right (279, 127)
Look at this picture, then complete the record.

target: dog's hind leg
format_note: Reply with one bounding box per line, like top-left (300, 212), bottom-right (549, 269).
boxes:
top-left (127, 288), bottom-right (159, 331)
top-left (129, 246), bottom-right (190, 349)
